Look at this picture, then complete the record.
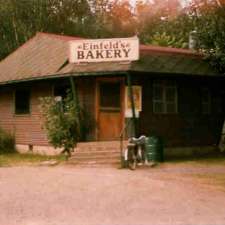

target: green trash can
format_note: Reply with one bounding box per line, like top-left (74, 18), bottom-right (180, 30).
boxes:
top-left (145, 136), bottom-right (164, 163)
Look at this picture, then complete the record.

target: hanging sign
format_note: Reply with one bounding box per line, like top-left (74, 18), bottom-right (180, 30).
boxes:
top-left (125, 86), bottom-right (142, 118)
top-left (69, 37), bottom-right (139, 63)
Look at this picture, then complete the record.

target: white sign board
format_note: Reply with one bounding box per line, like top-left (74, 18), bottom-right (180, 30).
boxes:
top-left (69, 37), bottom-right (139, 63)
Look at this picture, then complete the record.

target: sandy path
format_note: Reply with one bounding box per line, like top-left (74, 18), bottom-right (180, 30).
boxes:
top-left (0, 165), bottom-right (225, 225)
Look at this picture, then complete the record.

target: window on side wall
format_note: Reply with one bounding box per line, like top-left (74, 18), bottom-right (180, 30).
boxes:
top-left (201, 88), bottom-right (211, 114)
top-left (153, 81), bottom-right (177, 114)
top-left (15, 89), bottom-right (30, 115)
top-left (54, 85), bottom-right (71, 100)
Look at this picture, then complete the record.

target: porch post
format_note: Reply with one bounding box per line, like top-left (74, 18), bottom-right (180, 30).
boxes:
top-left (69, 76), bottom-right (81, 134)
top-left (126, 72), bottom-right (137, 137)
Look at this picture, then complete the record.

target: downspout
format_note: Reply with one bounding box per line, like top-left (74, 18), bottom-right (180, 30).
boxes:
top-left (126, 72), bottom-right (137, 137)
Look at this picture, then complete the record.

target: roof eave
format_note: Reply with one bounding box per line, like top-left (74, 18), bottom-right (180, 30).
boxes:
top-left (0, 70), bottom-right (128, 86)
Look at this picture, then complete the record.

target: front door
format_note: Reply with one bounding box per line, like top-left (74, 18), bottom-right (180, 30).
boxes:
top-left (97, 79), bottom-right (124, 141)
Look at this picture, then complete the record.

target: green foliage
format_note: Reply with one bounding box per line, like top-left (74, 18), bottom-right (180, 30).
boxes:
top-left (149, 32), bottom-right (188, 48)
top-left (0, 0), bottom-right (136, 60)
top-left (39, 91), bottom-right (80, 155)
top-left (0, 127), bottom-right (15, 154)
top-left (0, 0), bottom-right (94, 59)
top-left (194, 5), bottom-right (225, 72)
top-left (0, 153), bottom-right (66, 167)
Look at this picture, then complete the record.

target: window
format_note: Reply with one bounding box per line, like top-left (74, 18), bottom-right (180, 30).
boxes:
top-left (153, 81), bottom-right (177, 114)
top-left (214, 95), bottom-right (223, 114)
top-left (54, 85), bottom-right (70, 100)
top-left (15, 89), bottom-right (30, 114)
top-left (99, 82), bottom-right (121, 110)
top-left (201, 88), bottom-right (211, 114)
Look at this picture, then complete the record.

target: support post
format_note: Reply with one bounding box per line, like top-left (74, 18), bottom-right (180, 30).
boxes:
top-left (126, 72), bottom-right (137, 137)
top-left (69, 76), bottom-right (81, 135)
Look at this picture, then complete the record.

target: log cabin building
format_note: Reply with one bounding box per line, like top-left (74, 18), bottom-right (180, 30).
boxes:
top-left (0, 32), bottom-right (224, 157)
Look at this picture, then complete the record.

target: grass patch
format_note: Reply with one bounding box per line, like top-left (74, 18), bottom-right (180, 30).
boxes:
top-left (0, 152), bottom-right (66, 167)
top-left (166, 152), bottom-right (225, 164)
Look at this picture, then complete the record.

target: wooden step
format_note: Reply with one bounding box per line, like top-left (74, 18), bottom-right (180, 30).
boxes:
top-left (70, 151), bottom-right (120, 158)
top-left (70, 155), bottom-right (120, 161)
top-left (77, 141), bottom-right (125, 147)
top-left (68, 157), bottom-right (120, 165)
top-left (68, 141), bottom-right (126, 166)
top-left (67, 160), bottom-right (120, 167)
top-left (75, 147), bottom-right (120, 152)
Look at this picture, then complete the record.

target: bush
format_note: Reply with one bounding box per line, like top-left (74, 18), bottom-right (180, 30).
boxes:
top-left (39, 91), bottom-right (81, 156)
top-left (0, 128), bottom-right (15, 154)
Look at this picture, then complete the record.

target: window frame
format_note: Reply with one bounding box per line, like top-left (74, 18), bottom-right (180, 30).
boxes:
top-left (54, 84), bottom-right (71, 101)
top-left (14, 88), bottom-right (31, 115)
top-left (99, 81), bottom-right (121, 112)
top-left (201, 88), bottom-right (211, 115)
top-left (152, 80), bottom-right (178, 114)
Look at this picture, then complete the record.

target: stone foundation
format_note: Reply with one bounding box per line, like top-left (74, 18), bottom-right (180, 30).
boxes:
top-left (16, 144), bottom-right (63, 156)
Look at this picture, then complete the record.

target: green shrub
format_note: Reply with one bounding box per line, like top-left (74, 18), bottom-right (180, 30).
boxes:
top-left (39, 91), bottom-right (81, 156)
top-left (0, 128), bottom-right (15, 154)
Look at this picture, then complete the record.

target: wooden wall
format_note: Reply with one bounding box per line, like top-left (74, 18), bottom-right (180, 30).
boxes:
top-left (0, 77), bottom-right (97, 146)
top-left (0, 75), bottom-right (224, 148)
top-left (136, 75), bottom-right (225, 147)
top-left (76, 77), bottom-right (96, 141)
top-left (0, 82), bottom-right (52, 146)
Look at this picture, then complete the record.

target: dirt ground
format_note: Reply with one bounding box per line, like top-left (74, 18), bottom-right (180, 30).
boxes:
top-left (0, 162), bottom-right (225, 225)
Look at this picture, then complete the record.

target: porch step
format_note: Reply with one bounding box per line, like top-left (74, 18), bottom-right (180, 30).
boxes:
top-left (70, 151), bottom-right (120, 158)
top-left (68, 141), bottom-right (125, 166)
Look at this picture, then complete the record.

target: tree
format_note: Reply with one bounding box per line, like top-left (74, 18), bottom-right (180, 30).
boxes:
top-left (187, 1), bottom-right (225, 72)
top-left (149, 32), bottom-right (187, 48)
top-left (135, 0), bottom-right (194, 47)
top-left (0, 0), bottom-right (94, 60)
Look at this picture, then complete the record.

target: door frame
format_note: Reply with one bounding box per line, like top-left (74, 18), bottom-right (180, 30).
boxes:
top-left (95, 77), bottom-right (125, 141)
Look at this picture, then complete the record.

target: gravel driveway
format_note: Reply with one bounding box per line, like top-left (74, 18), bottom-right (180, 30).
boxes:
top-left (0, 164), bottom-right (225, 225)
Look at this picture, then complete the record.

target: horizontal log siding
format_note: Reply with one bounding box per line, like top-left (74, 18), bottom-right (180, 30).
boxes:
top-left (0, 83), bottom-right (52, 146)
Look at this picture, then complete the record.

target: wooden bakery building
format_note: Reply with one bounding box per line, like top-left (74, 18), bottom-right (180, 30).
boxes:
top-left (0, 32), bottom-right (224, 156)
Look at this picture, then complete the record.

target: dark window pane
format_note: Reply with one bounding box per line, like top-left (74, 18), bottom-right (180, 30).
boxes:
top-left (153, 80), bottom-right (177, 114)
top-left (165, 87), bottom-right (176, 102)
top-left (54, 85), bottom-right (70, 100)
top-left (166, 103), bottom-right (176, 113)
top-left (153, 86), bottom-right (163, 101)
top-left (100, 82), bottom-right (120, 109)
top-left (154, 102), bottom-right (164, 113)
top-left (214, 96), bottom-right (222, 114)
top-left (202, 103), bottom-right (210, 114)
top-left (202, 89), bottom-right (210, 102)
top-left (202, 89), bottom-right (211, 114)
top-left (15, 90), bottom-right (30, 114)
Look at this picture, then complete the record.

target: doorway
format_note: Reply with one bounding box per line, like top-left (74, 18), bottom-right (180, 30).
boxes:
top-left (97, 78), bottom-right (124, 141)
